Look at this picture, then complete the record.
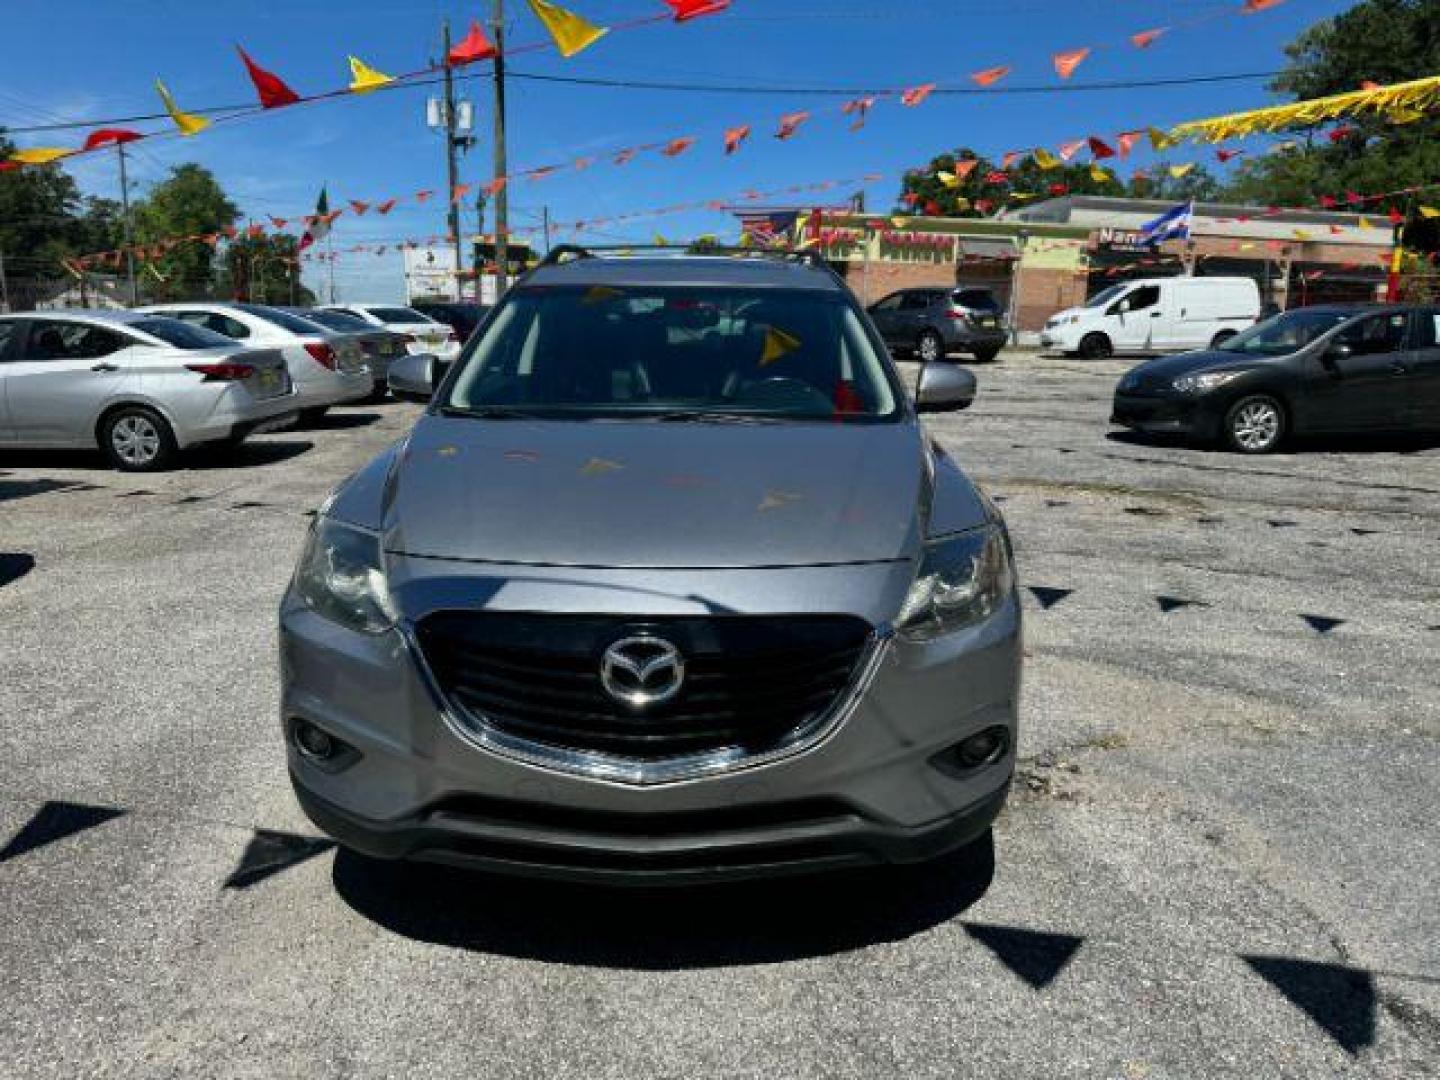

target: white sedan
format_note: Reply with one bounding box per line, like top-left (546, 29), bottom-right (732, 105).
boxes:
top-left (322, 304), bottom-right (462, 361)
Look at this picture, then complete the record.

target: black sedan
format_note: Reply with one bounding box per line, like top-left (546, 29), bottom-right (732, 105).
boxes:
top-left (1111, 304), bottom-right (1440, 453)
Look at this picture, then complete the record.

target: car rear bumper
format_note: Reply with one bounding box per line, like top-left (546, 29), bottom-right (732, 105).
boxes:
top-left (942, 327), bottom-right (1008, 353)
top-left (296, 371), bottom-right (375, 409)
top-left (1111, 393), bottom-right (1218, 439)
top-left (175, 391), bottom-right (301, 448)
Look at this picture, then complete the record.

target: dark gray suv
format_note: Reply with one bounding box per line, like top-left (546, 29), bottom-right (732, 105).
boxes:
top-left (280, 248), bottom-right (1022, 883)
top-left (869, 287), bottom-right (1009, 364)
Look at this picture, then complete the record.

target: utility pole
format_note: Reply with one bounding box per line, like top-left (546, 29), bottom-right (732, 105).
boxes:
top-left (441, 19), bottom-right (466, 302)
top-left (542, 206), bottom-right (552, 255)
top-left (116, 143), bottom-right (138, 306)
top-left (0, 249), bottom-right (9, 313)
top-left (492, 0), bottom-right (510, 295)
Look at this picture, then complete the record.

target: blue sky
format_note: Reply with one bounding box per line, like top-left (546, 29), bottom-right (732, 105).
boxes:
top-left (2, 0), bottom-right (1353, 300)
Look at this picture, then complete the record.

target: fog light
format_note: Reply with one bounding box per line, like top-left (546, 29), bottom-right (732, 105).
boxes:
top-left (294, 720), bottom-right (337, 761)
top-left (953, 725), bottom-right (1010, 770)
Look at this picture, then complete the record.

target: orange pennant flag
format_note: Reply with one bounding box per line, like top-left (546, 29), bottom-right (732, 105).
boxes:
top-left (1131, 28), bottom-right (1167, 48)
top-left (1000, 151), bottom-right (1020, 169)
top-left (349, 200), bottom-right (370, 216)
top-left (1058, 139), bottom-right (1085, 161)
top-left (482, 177), bottom-right (508, 197)
top-left (723, 124), bottom-right (750, 154)
top-left (775, 111), bottom-right (810, 140)
top-left (268, 216), bottom-right (289, 230)
top-left (375, 198), bottom-right (397, 215)
top-left (662, 136), bottom-right (695, 157)
top-left (954, 159), bottom-right (979, 179)
top-left (900, 83), bottom-right (937, 107)
top-left (1053, 48), bottom-right (1090, 79)
top-left (1242, 0), bottom-right (1284, 12)
top-left (415, 190), bottom-right (434, 203)
top-left (451, 184), bottom-right (472, 203)
top-left (614, 148), bottom-right (637, 165)
top-left (971, 66), bottom-right (1010, 88)
top-left (1116, 130), bottom-right (1142, 158)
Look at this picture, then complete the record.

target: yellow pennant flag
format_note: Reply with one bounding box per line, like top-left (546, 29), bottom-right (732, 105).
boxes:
top-left (1293, 229), bottom-right (1314, 241)
top-left (156, 79), bottom-right (211, 137)
top-left (526, 0), bottom-right (608, 58)
top-left (890, 216), bottom-right (909, 228)
top-left (654, 233), bottom-right (669, 247)
top-left (1089, 163), bottom-right (1112, 183)
top-left (1388, 106), bottom-right (1425, 124)
top-left (1168, 163), bottom-right (1194, 179)
top-left (1358, 216), bottom-right (1374, 229)
top-left (1148, 126), bottom-right (1176, 151)
top-left (761, 326), bottom-right (802, 366)
top-left (10, 147), bottom-right (73, 164)
top-left (937, 170), bottom-right (959, 189)
top-left (348, 56), bottom-right (394, 94)
top-left (1419, 206), bottom-right (1440, 219)
top-left (1010, 192), bottom-right (1038, 201)
top-left (1032, 147), bottom-right (1061, 170)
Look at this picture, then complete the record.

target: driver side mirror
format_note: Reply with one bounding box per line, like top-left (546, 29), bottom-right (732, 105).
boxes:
top-left (388, 352), bottom-right (438, 402)
top-left (1322, 342), bottom-right (1353, 372)
top-left (915, 362), bottom-right (976, 413)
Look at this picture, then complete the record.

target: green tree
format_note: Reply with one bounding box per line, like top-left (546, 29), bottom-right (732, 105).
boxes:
top-left (132, 164), bottom-right (238, 301)
top-left (1220, 0), bottom-right (1440, 249)
top-left (1131, 161), bottom-right (1222, 203)
top-left (219, 232), bottom-right (313, 305)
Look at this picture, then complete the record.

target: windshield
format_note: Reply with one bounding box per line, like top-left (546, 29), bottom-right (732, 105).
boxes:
top-left (237, 303), bottom-right (330, 336)
top-left (367, 306), bottom-right (433, 324)
top-left (1084, 284), bottom-right (1129, 308)
top-left (131, 317), bottom-right (235, 350)
top-left (295, 309), bottom-right (370, 332)
top-left (1219, 310), bottom-right (1355, 356)
top-left (443, 286), bottom-right (901, 422)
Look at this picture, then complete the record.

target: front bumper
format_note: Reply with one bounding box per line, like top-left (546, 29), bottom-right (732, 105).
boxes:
top-left (1111, 392), bottom-right (1218, 439)
top-left (279, 560), bottom-right (1021, 883)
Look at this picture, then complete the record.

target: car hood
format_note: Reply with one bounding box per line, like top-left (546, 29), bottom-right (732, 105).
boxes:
top-left (1128, 350), bottom-right (1254, 384)
top-left (365, 415), bottom-right (933, 569)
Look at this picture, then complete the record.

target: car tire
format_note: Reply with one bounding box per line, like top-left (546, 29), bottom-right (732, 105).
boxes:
top-left (916, 330), bottom-right (944, 364)
top-left (1222, 394), bottom-right (1286, 454)
top-left (972, 346), bottom-right (1002, 363)
top-left (298, 406), bottom-right (330, 426)
top-left (1078, 333), bottom-right (1113, 360)
top-left (100, 405), bottom-right (178, 472)
top-left (1210, 330), bottom-right (1237, 350)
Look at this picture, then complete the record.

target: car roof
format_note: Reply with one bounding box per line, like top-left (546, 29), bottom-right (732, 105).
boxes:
top-left (0, 308), bottom-right (157, 325)
top-left (523, 255), bottom-right (845, 292)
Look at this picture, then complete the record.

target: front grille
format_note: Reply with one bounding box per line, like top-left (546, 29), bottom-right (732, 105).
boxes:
top-left (415, 613), bottom-right (874, 765)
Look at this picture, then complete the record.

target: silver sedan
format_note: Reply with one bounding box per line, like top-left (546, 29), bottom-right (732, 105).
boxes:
top-left (0, 310), bottom-right (298, 471)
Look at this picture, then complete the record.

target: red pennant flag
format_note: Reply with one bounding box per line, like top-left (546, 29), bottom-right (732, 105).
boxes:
top-left (1053, 48), bottom-right (1090, 80)
top-left (1088, 137), bottom-right (1116, 159)
top-left (451, 184), bottom-right (472, 203)
top-left (1116, 130), bottom-right (1142, 158)
top-left (415, 190), bottom-right (434, 203)
top-left (82, 128), bottom-right (142, 151)
top-left (661, 136), bottom-right (695, 158)
top-left (614, 148), bottom-right (637, 165)
top-left (483, 177), bottom-right (508, 197)
top-left (971, 65), bottom-right (1010, 88)
top-left (1329, 224), bottom-right (1344, 235)
top-left (223, 225), bottom-right (239, 239)
top-left (573, 156), bottom-right (594, 170)
top-left (449, 21), bottom-right (498, 65)
top-left (236, 46), bottom-right (300, 109)
top-left (723, 124), bottom-right (750, 154)
top-left (1216, 149), bottom-right (1244, 162)
top-left (1048, 182), bottom-right (1070, 196)
top-left (663, 0), bottom-right (730, 21)
top-left (247, 223), bottom-right (265, 239)
top-left (376, 198), bottom-right (397, 215)
top-left (1058, 139), bottom-right (1085, 161)
top-left (900, 192), bottom-right (921, 206)
top-left (984, 170), bottom-right (1008, 185)
top-left (1242, 0), bottom-right (1284, 12)
top-left (1319, 195), bottom-right (1337, 208)
top-left (527, 167), bottom-right (556, 182)
top-left (975, 199), bottom-right (994, 214)
top-left (1345, 191), bottom-right (1362, 205)
top-left (901, 83), bottom-right (937, 107)
top-left (923, 200), bottom-right (942, 216)
top-left (349, 200), bottom-right (370, 216)
top-left (268, 216), bottom-right (289, 230)
top-left (776, 111), bottom-right (809, 140)
top-left (954, 159), bottom-right (979, 179)
top-left (1361, 80), bottom-right (1381, 91)
top-left (1388, 206), bottom-right (1405, 224)
top-left (0, 161), bottom-right (18, 172)
top-left (1131, 27), bottom-right (1167, 48)
top-left (1327, 126), bottom-right (1356, 143)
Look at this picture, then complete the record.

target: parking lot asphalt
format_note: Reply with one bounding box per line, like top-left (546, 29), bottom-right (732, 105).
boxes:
top-left (1, 352), bottom-right (1437, 1078)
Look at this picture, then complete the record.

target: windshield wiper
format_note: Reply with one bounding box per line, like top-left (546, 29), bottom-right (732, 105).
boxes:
top-left (438, 405), bottom-right (542, 421)
top-left (651, 410), bottom-right (784, 424)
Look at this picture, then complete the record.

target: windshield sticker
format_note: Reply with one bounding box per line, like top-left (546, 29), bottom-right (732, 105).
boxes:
top-left (760, 325), bottom-right (801, 366)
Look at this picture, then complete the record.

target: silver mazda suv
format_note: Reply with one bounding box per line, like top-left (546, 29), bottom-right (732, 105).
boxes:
top-left (279, 247), bottom-right (1022, 883)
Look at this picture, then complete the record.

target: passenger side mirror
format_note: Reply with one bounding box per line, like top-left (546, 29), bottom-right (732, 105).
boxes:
top-left (388, 352), bottom-right (438, 402)
top-left (915, 362), bottom-right (976, 413)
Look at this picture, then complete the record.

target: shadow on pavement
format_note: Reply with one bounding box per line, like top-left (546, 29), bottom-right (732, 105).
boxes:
top-left (331, 831), bottom-right (996, 969)
top-left (188, 440), bottom-right (315, 469)
top-left (0, 552), bottom-right (36, 589)
top-left (1105, 429), bottom-right (1440, 455)
top-left (297, 411), bottom-right (383, 432)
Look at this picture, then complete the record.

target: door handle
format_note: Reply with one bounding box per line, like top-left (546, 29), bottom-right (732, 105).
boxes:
top-left (1149, 311), bottom-right (1162, 318)
top-left (90, 362), bottom-right (118, 373)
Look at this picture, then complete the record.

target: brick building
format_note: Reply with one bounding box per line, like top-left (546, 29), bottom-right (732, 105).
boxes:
top-left (790, 196), bottom-right (1394, 341)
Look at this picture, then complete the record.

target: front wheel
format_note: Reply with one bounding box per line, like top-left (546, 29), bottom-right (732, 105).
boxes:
top-left (100, 406), bottom-right (178, 472)
top-left (1078, 333), bottom-right (1113, 360)
top-left (916, 330), bottom-right (944, 364)
top-left (1223, 394), bottom-right (1286, 454)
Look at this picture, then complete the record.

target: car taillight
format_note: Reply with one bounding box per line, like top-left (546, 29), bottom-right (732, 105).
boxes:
top-left (946, 309), bottom-right (966, 320)
top-left (186, 362), bottom-right (255, 382)
top-left (304, 342), bottom-right (338, 370)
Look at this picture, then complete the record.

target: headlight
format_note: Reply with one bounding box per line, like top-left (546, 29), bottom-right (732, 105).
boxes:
top-left (1065, 315), bottom-right (1080, 325)
top-left (1173, 371), bottom-right (1243, 394)
top-left (896, 525), bottom-right (1015, 641)
top-left (294, 517), bottom-right (397, 634)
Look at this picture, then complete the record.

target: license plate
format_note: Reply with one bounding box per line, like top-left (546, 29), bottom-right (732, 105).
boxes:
top-left (980, 317), bottom-right (998, 328)
top-left (258, 368), bottom-right (281, 392)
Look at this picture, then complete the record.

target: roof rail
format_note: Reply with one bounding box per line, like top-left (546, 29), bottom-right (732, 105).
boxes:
top-left (537, 243), bottom-right (829, 269)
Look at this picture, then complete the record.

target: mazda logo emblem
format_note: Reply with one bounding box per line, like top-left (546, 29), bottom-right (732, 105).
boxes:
top-left (600, 636), bottom-right (685, 709)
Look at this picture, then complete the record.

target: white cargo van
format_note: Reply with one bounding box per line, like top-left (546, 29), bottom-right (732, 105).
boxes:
top-left (1040, 276), bottom-right (1261, 358)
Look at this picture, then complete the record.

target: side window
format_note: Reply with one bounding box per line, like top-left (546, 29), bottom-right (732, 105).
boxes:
top-left (1127, 285), bottom-right (1161, 312)
top-left (1337, 312), bottom-right (1407, 356)
top-left (1408, 310), bottom-right (1440, 349)
top-left (901, 292), bottom-right (931, 311)
top-left (197, 312), bottom-right (249, 339)
top-left (0, 321), bottom-right (16, 362)
top-left (872, 294), bottom-right (902, 313)
top-left (22, 321), bottom-right (126, 361)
